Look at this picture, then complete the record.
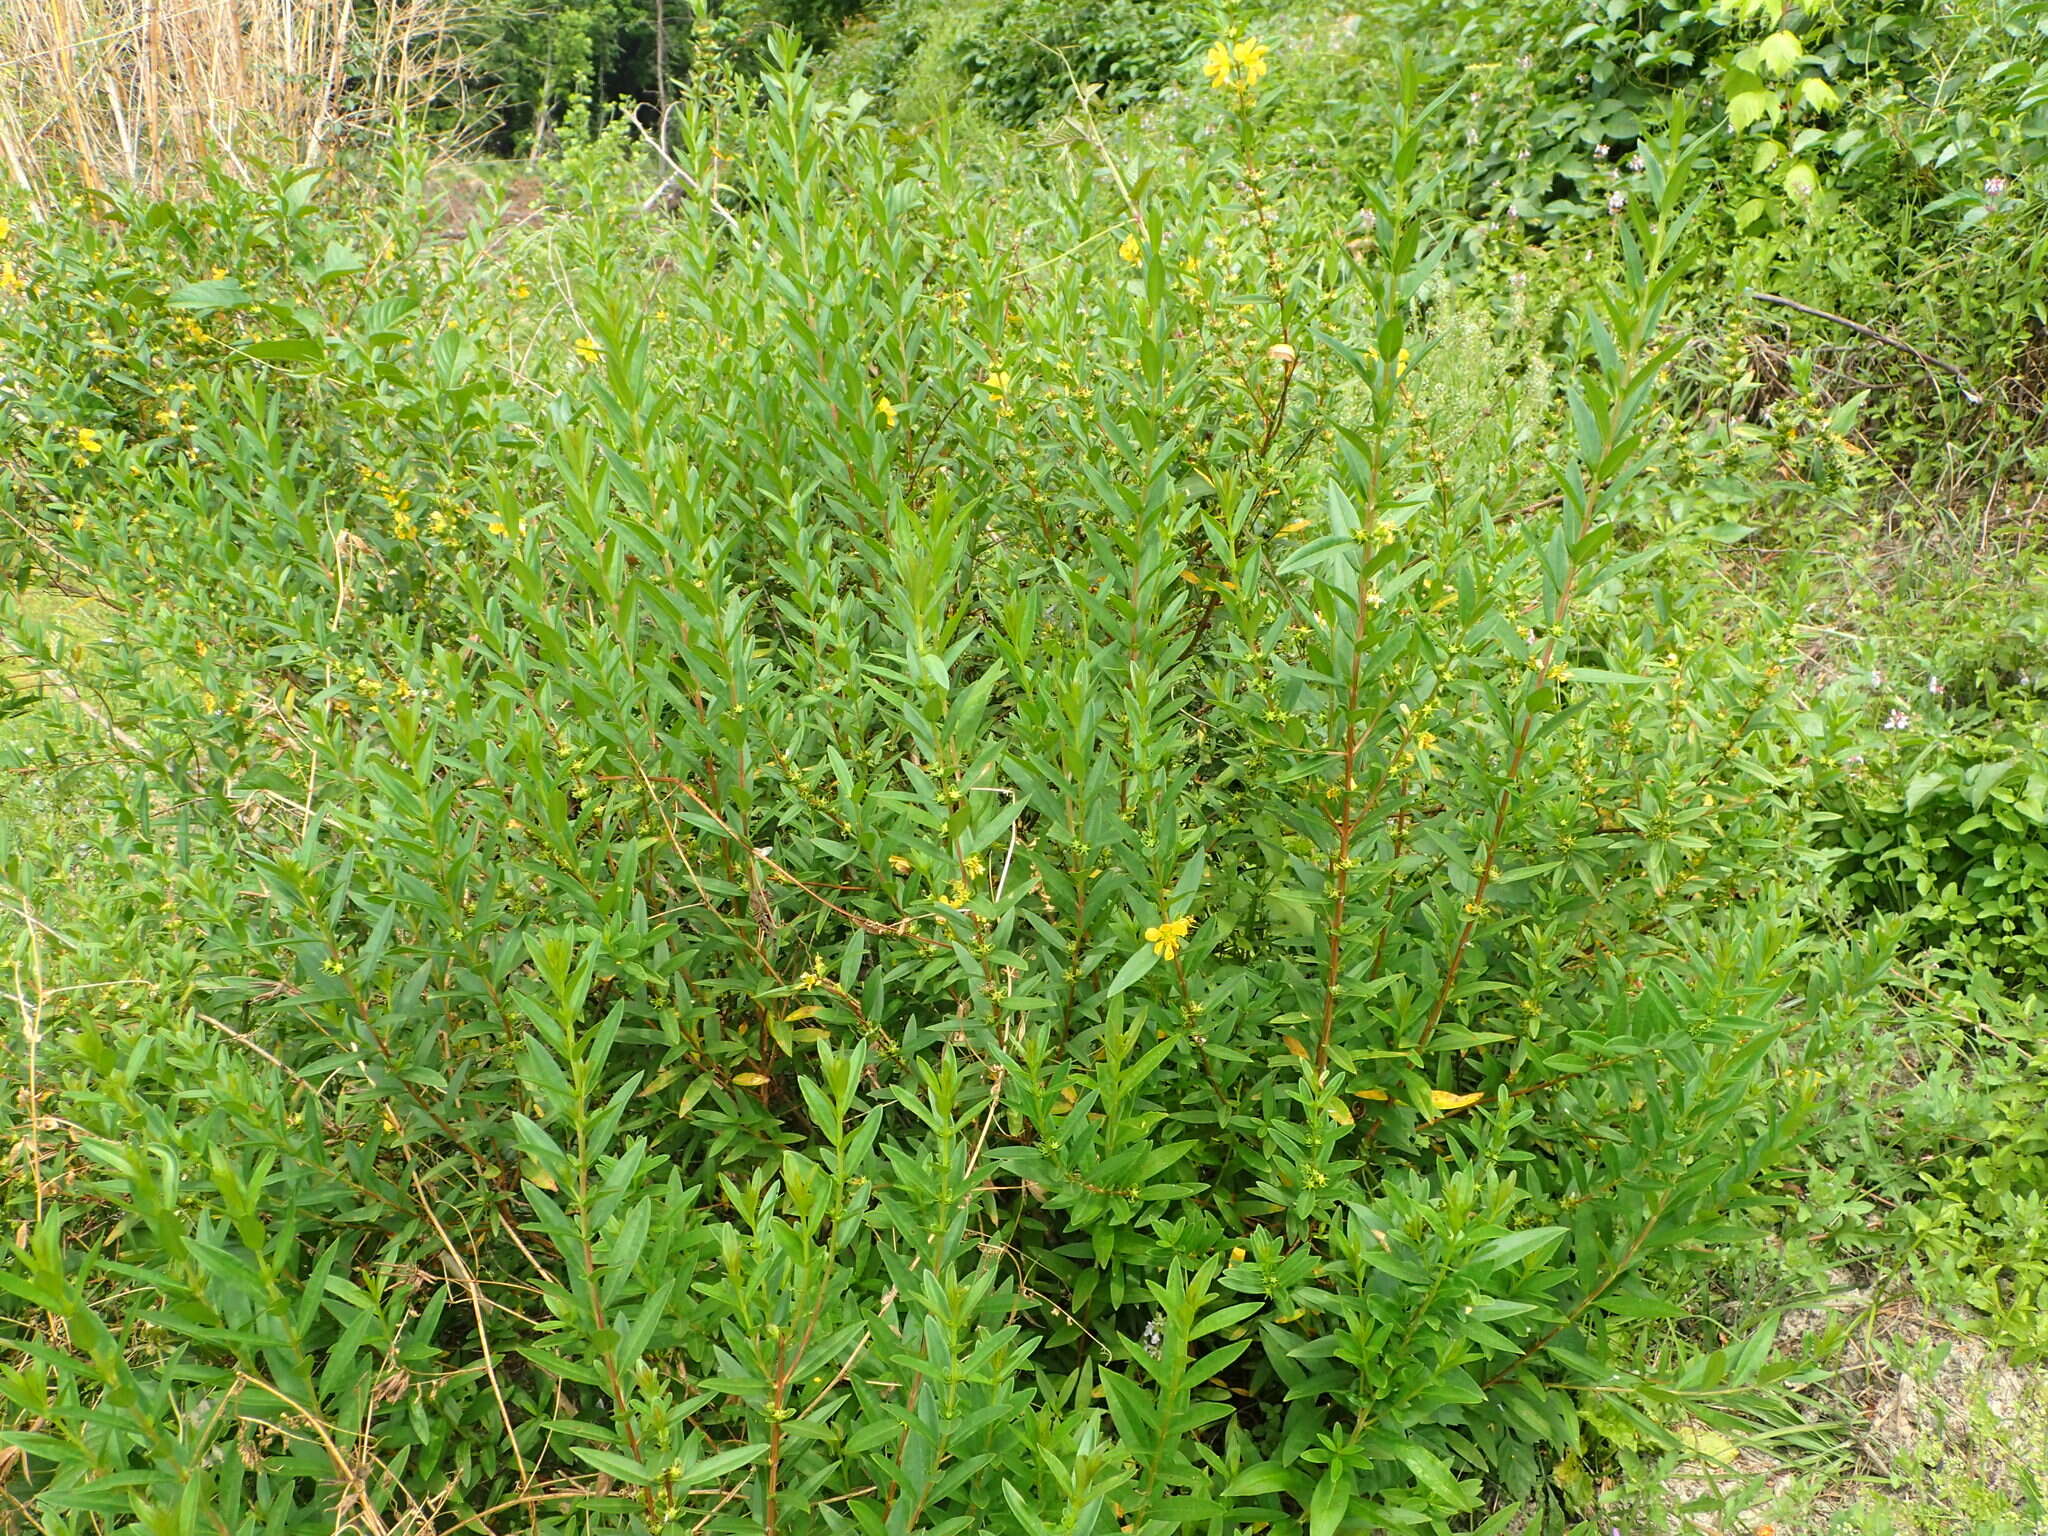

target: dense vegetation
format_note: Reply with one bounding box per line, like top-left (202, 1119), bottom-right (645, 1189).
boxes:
top-left (2, 2), bottom-right (2046, 1533)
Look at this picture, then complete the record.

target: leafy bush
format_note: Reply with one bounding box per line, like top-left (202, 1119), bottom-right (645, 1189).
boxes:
top-left (1830, 727), bottom-right (2048, 985)
top-left (956, 0), bottom-right (1202, 124)
top-left (0, 48), bottom-right (1848, 1536)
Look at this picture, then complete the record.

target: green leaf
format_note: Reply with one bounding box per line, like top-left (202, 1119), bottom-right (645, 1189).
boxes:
top-left (1564, 667), bottom-right (1652, 686)
top-left (1103, 944), bottom-right (1160, 999)
top-left (1222, 1462), bottom-right (1297, 1497)
top-left (570, 1446), bottom-right (653, 1482)
top-left (1309, 1469), bottom-right (1351, 1536)
top-left (243, 335), bottom-right (328, 364)
top-left (165, 277), bottom-right (256, 312)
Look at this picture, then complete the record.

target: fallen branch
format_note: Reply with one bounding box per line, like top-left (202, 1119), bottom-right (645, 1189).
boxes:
top-left (1747, 290), bottom-right (1984, 405)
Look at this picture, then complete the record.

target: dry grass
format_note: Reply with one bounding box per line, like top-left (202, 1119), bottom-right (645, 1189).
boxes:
top-left (0, 0), bottom-right (467, 211)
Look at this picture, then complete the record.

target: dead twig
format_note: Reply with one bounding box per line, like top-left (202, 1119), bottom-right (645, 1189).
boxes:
top-left (1747, 290), bottom-right (1985, 405)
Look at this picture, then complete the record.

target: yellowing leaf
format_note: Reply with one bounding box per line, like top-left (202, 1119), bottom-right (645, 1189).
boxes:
top-left (1757, 29), bottom-right (1803, 77)
top-left (1429, 1089), bottom-right (1484, 1110)
top-left (1355, 1088), bottom-right (1391, 1101)
top-left (1673, 1423), bottom-right (1740, 1466)
top-left (1282, 1035), bottom-right (1309, 1059)
top-left (1727, 89), bottom-right (1776, 131)
top-left (1327, 1100), bottom-right (1354, 1126)
top-left (733, 1072), bottom-right (771, 1087)
top-left (784, 1005), bottom-right (823, 1021)
top-left (1798, 75), bottom-right (1840, 111)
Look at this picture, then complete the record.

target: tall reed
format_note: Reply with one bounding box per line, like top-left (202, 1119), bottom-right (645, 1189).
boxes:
top-left (0, 0), bottom-right (464, 210)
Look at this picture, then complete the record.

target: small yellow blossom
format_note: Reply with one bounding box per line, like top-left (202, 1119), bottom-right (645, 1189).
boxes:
top-left (1144, 914), bottom-right (1194, 961)
top-left (888, 855), bottom-right (912, 875)
top-left (1204, 36), bottom-right (1271, 95)
top-left (984, 369), bottom-right (1011, 401)
top-left (877, 395), bottom-right (899, 428)
top-left (1118, 233), bottom-right (1142, 264)
top-left (73, 426), bottom-right (105, 455)
top-left (512, 282), bottom-right (532, 300)
top-left (488, 519), bottom-right (508, 537)
top-left (0, 261), bottom-right (21, 297)
top-left (0, 217), bottom-right (10, 242)
top-left (573, 335), bottom-right (602, 365)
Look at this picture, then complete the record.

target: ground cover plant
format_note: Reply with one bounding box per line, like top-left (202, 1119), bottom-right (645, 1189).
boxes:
top-left (3, 3), bottom-right (2047, 1534)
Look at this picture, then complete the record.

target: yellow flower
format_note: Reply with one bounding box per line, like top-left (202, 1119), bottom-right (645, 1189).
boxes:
top-left (1144, 914), bottom-right (1194, 960)
top-left (877, 395), bottom-right (899, 428)
top-left (1233, 39), bottom-right (1270, 86)
top-left (984, 369), bottom-right (1011, 401)
top-left (0, 261), bottom-right (21, 296)
top-left (1205, 36), bottom-right (1271, 94)
top-left (488, 519), bottom-right (508, 537)
top-left (573, 335), bottom-right (602, 365)
top-left (0, 216), bottom-right (9, 242)
top-left (73, 426), bottom-right (104, 454)
top-left (888, 854), bottom-right (912, 875)
top-left (1118, 232), bottom-right (1142, 264)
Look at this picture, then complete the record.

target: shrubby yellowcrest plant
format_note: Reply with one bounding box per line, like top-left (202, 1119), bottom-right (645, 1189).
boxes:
top-left (0, 37), bottom-right (1860, 1536)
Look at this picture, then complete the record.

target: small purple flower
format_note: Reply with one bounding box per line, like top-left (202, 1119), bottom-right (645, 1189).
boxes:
top-left (1986, 174), bottom-right (2010, 204)
top-left (1594, 143), bottom-right (1610, 161)
top-left (1928, 677), bottom-right (1945, 696)
top-left (1607, 188), bottom-right (1628, 214)
top-left (1883, 708), bottom-right (1912, 731)
top-left (1628, 151), bottom-right (1646, 172)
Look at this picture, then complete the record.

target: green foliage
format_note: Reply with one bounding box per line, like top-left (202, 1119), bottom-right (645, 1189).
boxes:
top-left (955, 0), bottom-right (1203, 125)
top-left (1826, 627), bottom-right (2048, 986)
top-left (0, 49), bottom-right (1854, 1533)
top-left (470, 0), bottom-right (873, 146)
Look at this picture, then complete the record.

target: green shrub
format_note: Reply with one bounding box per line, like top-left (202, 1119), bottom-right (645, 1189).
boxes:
top-left (1830, 725), bottom-right (2048, 985)
top-left (956, 0), bottom-right (1202, 125)
top-left (0, 55), bottom-right (1845, 1535)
